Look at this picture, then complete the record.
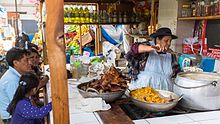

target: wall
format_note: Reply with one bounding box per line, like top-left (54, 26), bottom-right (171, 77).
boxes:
top-left (158, 0), bottom-right (178, 51)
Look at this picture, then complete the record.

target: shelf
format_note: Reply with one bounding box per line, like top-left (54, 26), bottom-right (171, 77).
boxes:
top-left (178, 15), bottom-right (220, 20)
top-left (64, 22), bottom-right (139, 25)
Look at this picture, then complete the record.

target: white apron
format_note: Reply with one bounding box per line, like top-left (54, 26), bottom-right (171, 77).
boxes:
top-left (129, 43), bottom-right (173, 91)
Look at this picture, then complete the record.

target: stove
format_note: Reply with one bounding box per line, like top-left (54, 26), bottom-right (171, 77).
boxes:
top-left (119, 101), bottom-right (205, 120)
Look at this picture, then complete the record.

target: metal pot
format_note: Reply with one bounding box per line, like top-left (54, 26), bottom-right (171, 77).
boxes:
top-left (174, 72), bottom-right (220, 110)
top-left (77, 82), bottom-right (125, 103)
top-left (128, 90), bottom-right (181, 112)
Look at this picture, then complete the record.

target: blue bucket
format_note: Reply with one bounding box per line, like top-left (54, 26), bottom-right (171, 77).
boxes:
top-left (200, 57), bottom-right (215, 72)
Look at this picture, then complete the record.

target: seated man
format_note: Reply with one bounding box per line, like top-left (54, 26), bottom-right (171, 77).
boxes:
top-left (0, 48), bottom-right (32, 124)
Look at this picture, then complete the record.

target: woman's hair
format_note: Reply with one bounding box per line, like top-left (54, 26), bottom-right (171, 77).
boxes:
top-left (7, 72), bottom-right (39, 115)
top-left (154, 35), bottom-right (165, 44)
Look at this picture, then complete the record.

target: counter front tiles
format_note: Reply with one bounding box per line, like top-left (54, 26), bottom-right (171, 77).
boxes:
top-left (146, 115), bottom-right (194, 124)
top-left (185, 111), bottom-right (220, 122)
top-left (70, 113), bottom-right (101, 124)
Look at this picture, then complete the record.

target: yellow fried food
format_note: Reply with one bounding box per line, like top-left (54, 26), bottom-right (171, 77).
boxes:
top-left (130, 87), bottom-right (168, 103)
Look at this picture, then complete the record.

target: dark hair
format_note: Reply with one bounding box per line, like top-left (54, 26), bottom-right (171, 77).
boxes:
top-left (22, 32), bottom-right (30, 41)
top-left (6, 47), bottom-right (30, 67)
top-left (153, 35), bottom-right (166, 44)
top-left (7, 72), bottom-right (39, 115)
top-left (30, 48), bottom-right (40, 57)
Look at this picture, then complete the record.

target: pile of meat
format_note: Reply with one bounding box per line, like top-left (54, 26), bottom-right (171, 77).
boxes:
top-left (80, 66), bottom-right (130, 93)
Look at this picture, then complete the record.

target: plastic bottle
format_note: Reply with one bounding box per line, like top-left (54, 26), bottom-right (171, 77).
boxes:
top-left (89, 6), bottom-right (93, 23)
top-left (75, 6), bottom-right (80, 23)
top-left (191, 1), bottom-right (197, 16)
top-left (79, 6), bottom-right (85, 23)
top-left (84, 6), bottom-right (90, 23)
top-left (70, 6), bottom-right (75, 23)
top-left (64, 6), bottom-right (69, 23)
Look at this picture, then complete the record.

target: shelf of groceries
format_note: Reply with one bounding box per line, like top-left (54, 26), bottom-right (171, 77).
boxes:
top-left (178, 0), bottom-right (220, 21)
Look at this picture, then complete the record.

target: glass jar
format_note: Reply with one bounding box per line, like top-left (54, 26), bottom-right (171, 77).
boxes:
top-left (70, 61), bottom-right (81, 80)
top-left (80, 64), bottom-right (89, 77)
top-left (181, 4), bottom-right (192, 17)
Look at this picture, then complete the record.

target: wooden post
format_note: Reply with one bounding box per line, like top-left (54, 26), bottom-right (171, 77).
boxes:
top-left (45, 0), bottom-right (70, 124)
top-left (79, 25), bottom-right (83, 55)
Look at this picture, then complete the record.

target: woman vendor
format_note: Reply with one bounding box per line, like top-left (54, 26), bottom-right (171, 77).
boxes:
top-left (126, 27), bottom-right (181, 91)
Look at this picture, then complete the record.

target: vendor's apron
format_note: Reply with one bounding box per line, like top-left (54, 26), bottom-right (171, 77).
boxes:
top-left (129, 49), bottom-right (173, 91)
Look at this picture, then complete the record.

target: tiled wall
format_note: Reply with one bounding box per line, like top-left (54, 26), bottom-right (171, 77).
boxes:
top-left (158, 0), bottom-right (178, 51)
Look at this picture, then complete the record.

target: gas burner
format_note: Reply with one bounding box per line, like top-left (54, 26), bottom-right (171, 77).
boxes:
top-left (120, 101), bottom-right (206, 120)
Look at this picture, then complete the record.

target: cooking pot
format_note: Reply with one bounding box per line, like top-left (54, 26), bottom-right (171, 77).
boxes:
top-left (128, 89), bottom-right (181, 112)
top-left (77, 82), bottom-right (125, 103)
top-left (174, 72), bottom-right (220, 110)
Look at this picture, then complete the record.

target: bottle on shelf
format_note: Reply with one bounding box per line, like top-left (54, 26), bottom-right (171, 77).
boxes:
top-left (217, 0), bottom-right (220, 15)
top-left (214, 0), bottom-right (218, 15)
top-left (93, 9), bottom-right (98, 23)
top-left (204, 0), bottom-right (211, 16)
top-left (112, 11), bottom-right (118, 23)
top-left (64, 7), bottom-right (69, 23)
top-left (210, 0), bottom-right (215, 15)
top-left (123, 12), bottom-right (128, 23)
top-left (84, 6), bottom-right (90, 23)
top-left (118, 12), bottom-right (122, 23)
top-left (99, 10), bottom-right (103, 23)
top-left (79, 6), bottom-right (85, 23)
top-left (108, 12), bottom-right (113, 23)
top-left (196, 1), bottom-right (201, 16)
top-left (75, 6), bottom-right (80, 23)
top-left (102, 10), bottom-right (108, 23)
top-left (191, 1), bottom-right (197, 17)
top-left (181, 4), bottom-right (191, 17)
top-left (71, 6), bottom-right (75, 23)
top-left (89, 6), bottom-right (94, 23)
top-left (201, 0), bottom-right (205, 16)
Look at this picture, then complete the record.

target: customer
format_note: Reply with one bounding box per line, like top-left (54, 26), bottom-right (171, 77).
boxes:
top-left (16, 32), bottom-right (38, 50)
top-left (28, 48), bottom-right (49, 107)
top-left (126, 27), bottom-right (181, 91)
top-left (0, 47), bottom-right (32, 123)
top-left (7, 72), bottom-right (52, 124)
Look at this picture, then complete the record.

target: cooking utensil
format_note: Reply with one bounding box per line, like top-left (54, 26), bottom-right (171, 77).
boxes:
top-left (128, 89), bottom-right (181, 112)
top-left (174, 72), bottom-right (220, 110)
top-left (77, 82), bottom-right (126, 103)
top-left (151, 45), bottom-right (202, 66)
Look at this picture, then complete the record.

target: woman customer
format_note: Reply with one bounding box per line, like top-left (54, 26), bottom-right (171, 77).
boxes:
top-left (7, 72), bottom-right (52, 124)
top-left (126, 27), bottom-right (181, 91)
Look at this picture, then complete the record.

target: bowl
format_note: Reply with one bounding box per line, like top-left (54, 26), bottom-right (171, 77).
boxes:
top-left (77, 82), bottom-right (126, 103)
top-left (128, 90), bottom-right (181, 112)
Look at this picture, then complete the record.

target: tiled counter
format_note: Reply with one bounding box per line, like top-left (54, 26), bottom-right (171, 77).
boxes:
top-left (47, 79), bottom-right (220, 124)
top-left (45, 65), bottom-right (220, 124)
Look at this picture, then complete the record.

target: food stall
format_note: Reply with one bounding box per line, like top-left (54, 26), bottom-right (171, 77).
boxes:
top-left (42, 0), bottom-right (220, 124)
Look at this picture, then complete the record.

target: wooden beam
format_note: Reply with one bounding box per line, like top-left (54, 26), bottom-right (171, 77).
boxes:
top-left (45, 0), bottom-right (70, 124)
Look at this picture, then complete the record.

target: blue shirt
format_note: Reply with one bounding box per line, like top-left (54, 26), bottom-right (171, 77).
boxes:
top-left (0, 66), bottom-right (21, 119)
top-left (10, 98), bottom-right (52, 124)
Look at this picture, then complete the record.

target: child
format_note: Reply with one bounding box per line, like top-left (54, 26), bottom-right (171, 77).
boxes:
top-left (7, 72), bottom-right (52, 124)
